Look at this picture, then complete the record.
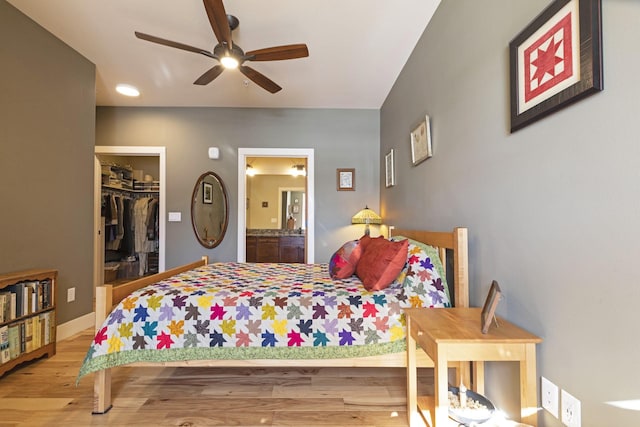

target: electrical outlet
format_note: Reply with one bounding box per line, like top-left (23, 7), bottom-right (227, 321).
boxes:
top-left (561, 389), bottom-right (581, 427)
top-left (541, 376), bottom-right (559, 417)
top-left (67, 287), bottom-right (76, 302)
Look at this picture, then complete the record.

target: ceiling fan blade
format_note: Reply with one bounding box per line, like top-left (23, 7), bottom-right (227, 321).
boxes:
top-left (245, 44), bottom-right (309, 61)
top-left (203, 0), bottom-right (233, 49)
top-left (194, 65), bottom-right (225, 85)
top-left (135, 31), bottom-right (214, 58)
top-left (239, 66), bottom-right (282, 93)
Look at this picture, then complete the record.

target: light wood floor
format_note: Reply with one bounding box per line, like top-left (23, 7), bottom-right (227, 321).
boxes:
top-left (0, 328), bottom-right (435, 426)
top-left (0, 329), bottom-right (533, 427)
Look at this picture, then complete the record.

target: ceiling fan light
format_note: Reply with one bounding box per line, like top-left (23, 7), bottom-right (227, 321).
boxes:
top-left (115, 84), bottom-right (140, 97)
top-left (220, 55), bottom-right (239, 69)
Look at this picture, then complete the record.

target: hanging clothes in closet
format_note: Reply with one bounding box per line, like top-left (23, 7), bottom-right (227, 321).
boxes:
top-left (103, 192), bottom-right (132, 252)
top-left (102, 188), bottom-right (158, 277)
top-left (133, 196), bottom-right (158, 276)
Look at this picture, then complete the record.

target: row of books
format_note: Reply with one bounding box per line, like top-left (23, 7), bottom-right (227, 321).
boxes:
top-left (0, 279), bottom-right (53, 323)
top-left (0, 311), bottom-right (55, 364)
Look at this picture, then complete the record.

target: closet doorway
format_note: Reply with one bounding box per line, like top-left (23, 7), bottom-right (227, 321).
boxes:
top-left (93, 146), bottom-right (166, 292)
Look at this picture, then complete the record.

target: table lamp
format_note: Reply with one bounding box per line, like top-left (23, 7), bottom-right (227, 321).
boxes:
top-left (351, 206), bottom-right (382, 236)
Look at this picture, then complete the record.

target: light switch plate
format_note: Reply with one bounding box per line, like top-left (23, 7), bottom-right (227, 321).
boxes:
top-left (168, 212), bottom-right (181, 222)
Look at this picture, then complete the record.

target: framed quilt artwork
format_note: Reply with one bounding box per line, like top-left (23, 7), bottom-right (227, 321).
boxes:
top-left (509, 0), bottom-right (603, 132)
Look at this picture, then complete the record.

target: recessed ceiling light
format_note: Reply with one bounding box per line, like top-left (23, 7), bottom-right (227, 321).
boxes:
top-left (116, 84), bottom-right (140, 97)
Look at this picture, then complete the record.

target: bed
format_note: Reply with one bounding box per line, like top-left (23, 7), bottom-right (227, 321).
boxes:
top-left (81, 227), bottom-right (469, 414)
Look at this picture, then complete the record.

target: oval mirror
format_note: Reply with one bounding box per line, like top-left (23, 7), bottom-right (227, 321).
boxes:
top-left (191, 171), bottom-right (228, 248)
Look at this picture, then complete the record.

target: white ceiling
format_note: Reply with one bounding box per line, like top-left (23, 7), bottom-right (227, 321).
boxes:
top-left (7, 0), bottom-right (440, 109)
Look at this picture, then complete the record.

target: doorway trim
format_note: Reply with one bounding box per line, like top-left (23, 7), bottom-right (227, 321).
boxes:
top-left (94, 146), bottom-right (167, 292)
top-left (237, 148), bottom-right (314, 263)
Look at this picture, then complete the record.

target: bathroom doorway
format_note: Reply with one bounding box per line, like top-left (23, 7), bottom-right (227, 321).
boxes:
top-left (237, 148), bottom-right (314, 263)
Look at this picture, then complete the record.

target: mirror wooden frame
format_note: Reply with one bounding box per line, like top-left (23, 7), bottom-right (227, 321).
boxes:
top-left (191, 171), bottom-right (229, 249)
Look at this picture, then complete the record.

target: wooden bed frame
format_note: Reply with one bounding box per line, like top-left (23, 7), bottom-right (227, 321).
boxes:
top-left (92, 227), bottom-right (468, 414)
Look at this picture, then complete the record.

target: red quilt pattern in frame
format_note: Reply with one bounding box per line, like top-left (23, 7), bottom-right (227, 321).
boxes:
top-left (523, 11), bottom-right (574, 103)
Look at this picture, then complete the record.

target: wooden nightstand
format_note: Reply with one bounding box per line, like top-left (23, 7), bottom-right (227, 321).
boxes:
top-left (405, 307), bottom-right (542, 427)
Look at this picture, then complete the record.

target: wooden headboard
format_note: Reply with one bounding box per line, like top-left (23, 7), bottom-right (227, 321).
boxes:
top-left (390, 227), bottom-right (469, 308)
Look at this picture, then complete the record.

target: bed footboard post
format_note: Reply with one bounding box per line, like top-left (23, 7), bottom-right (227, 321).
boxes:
top-left (93, 369), bottom-right (112, 414)
top-left (93, 285), bottom-right (113, 414)
top-left (453, 227), bottom-right (469, 307)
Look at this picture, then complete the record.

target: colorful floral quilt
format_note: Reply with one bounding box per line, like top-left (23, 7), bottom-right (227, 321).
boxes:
top-left (78, 262), bottom-right (422, 380)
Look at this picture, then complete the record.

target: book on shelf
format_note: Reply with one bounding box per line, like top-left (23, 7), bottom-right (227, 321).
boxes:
top-left (0, 292), bottom-right (7, 323)
top-left (9, 292), bottom-right (16, 320)
top-left (24, 318), bottom-right (33, 353)
top-left (8, 323), bottom-right (20, 360)
top-left (25, 284), bottom-right (32, 315)
top-left (19, 321), bottom-right (25, 354)
top-left (40, 313), bottom-right (47, 346)
top-left (42, 279), bottom-right (51, 308)
top-left (41, 312), bottom-right (52, 345)
top-left (31, 316), bottom-right (40, 350)
top-left (10, 283), bottom-right (24, 318)
top-left (0, 325), bottom-right (9, 364)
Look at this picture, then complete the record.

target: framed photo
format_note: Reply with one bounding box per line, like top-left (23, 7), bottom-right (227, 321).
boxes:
top-left (202, 182), bottom-right (213, 204)
top-left (385, 149), bottom-right (395, 188)
top-left (410, 116), bottom-right (433, 165)
top-left (509, 0), bottom-right (603, 132)
top-left (481, 280), bottom-right (502, 334)
top-left (336, 168), bottom-right (355, 191)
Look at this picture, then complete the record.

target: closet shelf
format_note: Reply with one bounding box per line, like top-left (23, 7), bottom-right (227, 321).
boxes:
top-left (102, 185), bottom-right (159, 194)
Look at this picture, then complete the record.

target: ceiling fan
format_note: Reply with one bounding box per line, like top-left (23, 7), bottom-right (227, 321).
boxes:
top-left (134, 0), bottom-right (309, 93)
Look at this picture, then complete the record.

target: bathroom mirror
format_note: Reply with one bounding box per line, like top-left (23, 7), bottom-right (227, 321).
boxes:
top-left (191, 171), bottom-right (228, 248)
top-left (280, 189), bottom-right (305, 230)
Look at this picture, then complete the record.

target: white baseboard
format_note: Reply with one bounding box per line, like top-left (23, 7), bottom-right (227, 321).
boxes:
top-left (56, 312), bottom-right (95, 341)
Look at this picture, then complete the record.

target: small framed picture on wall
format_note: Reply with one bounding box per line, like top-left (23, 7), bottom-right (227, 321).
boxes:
top-left (385, 149), bottom-right (395, 188)
top-left (410, 115), bottom-right (433, 165)
top-left (337, 168), bottom-right (355, 191)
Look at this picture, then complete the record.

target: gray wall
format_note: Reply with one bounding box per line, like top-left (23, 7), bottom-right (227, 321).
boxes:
top-left (96, 107), bottom-right (380, 266)
top-left (0, 1), bottom-right (96, 325)
top-left (381, 0), bottom-right (639, 425)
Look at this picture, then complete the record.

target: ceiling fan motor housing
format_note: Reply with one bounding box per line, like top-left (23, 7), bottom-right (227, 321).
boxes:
top-left (214, 43), bottom-right (245, 61)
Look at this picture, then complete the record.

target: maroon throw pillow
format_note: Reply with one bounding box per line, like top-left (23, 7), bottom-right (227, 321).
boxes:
top-left (329, 240), bottom-right (362, 279)
top-left (356, 236), bottom-right (408, 291)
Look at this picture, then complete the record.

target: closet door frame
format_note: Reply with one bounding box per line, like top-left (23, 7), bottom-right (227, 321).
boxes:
top-left (93, 146), bottom-right (166, 293)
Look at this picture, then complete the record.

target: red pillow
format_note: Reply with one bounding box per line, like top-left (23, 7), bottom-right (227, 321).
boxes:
top-left (356, 236), bottom-right (409, 291)
top-left (329, 240), bottom-right (362, 279)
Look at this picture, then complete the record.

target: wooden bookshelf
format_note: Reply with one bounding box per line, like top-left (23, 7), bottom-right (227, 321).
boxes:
top-left (0, 269), bottom-right (57, 378)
